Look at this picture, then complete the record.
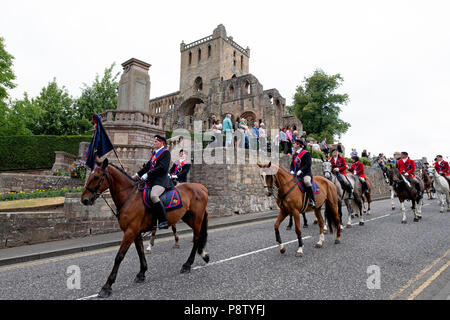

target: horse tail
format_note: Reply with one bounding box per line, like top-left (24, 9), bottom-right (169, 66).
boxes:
top-left (325, 183), bottom-right (340, 234)
top-left (197, 210), bottom-right (208, 254)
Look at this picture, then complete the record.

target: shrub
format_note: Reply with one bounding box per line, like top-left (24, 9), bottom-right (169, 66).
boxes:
top-left (0, 135), bottom-right (91, 171)
top-left (360, 157), bottom-right (372, 166)
top-left (0, 186), bottom-right (84, 201)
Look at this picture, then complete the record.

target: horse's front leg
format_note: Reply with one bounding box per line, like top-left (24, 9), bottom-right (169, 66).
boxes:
top-left (344, 199), bottom-right (353, 228)
top-left (286, 214), bottom-right (293, 230)
top-left (357, 198), bottom-right (365, 226)
top-left (313, 208), bottom-right (325, 248)
top-left (145, 229), bottom-right (157, 254)
top-left (292, 212), bottom-right (304, 256)
top-left (275, 210), bottom-right (288, 254)
top-left (416, 198), bottom-right (423, 219)
top-left (98, 229), bottom-right (137, 298)
top-left (412, 200), bottom-right (419, 222)
top-left (391, 187), bottom-right (396, 210)
top-left (172, 225), bottom-right (180, 248)
top-left (401, 200), bottom-right (407, 224)
top-left (134, 234), bottom-right (148, 283)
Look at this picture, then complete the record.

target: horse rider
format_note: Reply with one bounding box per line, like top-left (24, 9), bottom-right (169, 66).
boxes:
top-left (350, 156), bottom-right (369, 193)
top-left (433, 155), bottom-right (450, 186)
top-left (169, 149), bottom-right (191, 185)
top-left (290, 138), bottom-right (316, 207)
top-left (396, 151), bottom-right (422, 197)
top-left (330, 149), bottom-right (355, 199)
top-left (132, 135), bottom-right (172, 230)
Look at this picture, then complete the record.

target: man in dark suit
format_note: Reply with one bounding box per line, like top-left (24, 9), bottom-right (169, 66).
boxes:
top-left (290, 138), bottom-right (316, 207)
top-left (169, 149), bottom-right (191, 184)
top-left (133, 135), bottom-right (172, 229)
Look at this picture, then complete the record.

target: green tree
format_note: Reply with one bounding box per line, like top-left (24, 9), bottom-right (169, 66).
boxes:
top-left (32, 78), bottom-right (76, 135)
top-left (9, 92), bottom-right (44, 135)
top-left (0, 37), bottom-right (16, 108)
top-left (290, 69), bottom-right (350, 144)
top-left (76, 63), bottom-right (119, 133)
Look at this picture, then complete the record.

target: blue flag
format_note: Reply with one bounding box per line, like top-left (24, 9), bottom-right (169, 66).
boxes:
top-left (85, 114), bottom-right (114, 170)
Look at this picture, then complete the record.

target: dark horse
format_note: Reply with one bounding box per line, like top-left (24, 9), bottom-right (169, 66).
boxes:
top-left (257, 162), bottom-right (341, 256)
top-left (81, 159), bottom-right (210, 298)
top-left (387, 166), bottom-right (424, 223)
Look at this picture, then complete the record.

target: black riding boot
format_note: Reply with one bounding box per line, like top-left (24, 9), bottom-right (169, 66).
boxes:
top-left (306, 186), bottom-right (316, 208)
top-left (347, 183), bottom-right (355, 200)
top-left (362, 181), bottom-right (369, 194)
top-left (153, 201), bottom-right (169, 230)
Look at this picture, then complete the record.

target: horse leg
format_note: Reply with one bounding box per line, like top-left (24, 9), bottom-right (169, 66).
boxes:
top-left (367, 193), bottom-right (372, 215)
top-left (275, 210), bottom-right (288, 254)
top-left (391, 187), bottom-right (396, 210)
top-left (401, 201), bottom-right (407, 224)
top-left (302, 212), bottom-right (308, 228)
top-left (293, 212), bottom-right (304, 257)
top-left (181, 211), bottom-right (208, 273)
top-left (413, 200), bottom-right (419, 222)
top-left (98, 229), bottom-right (137, 298)
top-left (133, 234), bottom-right (148, 283)
top-left (416, 198), bottom-right (423, 219)
top-left (345, 199), bottom-right (353, 228)
top-left (172, 225), bottom-right (180, 248)
top-left (286, 214), bottom-right (293, 230)
top-left (357, 197), bottom-right (364, 226)
top-left (313, 208), bottom-right (325, 248)
top-left (145, 229), bottom-right (157, 254)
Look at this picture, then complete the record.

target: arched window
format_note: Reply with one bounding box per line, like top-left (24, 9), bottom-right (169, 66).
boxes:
top-left (241, 56), bottom-right (243, 70)
top-left (208, 44), bottom-right (212, 58)
top-left (198, 48), bottom-right (201, 62)
top-left (189, 52), bottom-right (192, 65)
top-left (194, 77), bottom-right (203, 92)
top-left (276, 99), bottom-right (280, 107)
top-left (245, 81), bottom-right (251, 95)
top-left (268, 94), bottom-right (273, 104)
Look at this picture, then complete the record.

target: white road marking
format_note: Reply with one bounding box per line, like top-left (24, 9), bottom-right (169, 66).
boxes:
top-left (76, 212), bottom-right (396, 300)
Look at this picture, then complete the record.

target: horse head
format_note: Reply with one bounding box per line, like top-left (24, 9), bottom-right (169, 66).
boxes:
top-left (257, 161), bottom-right (275, 197)
top-left (321, 159), bottom-right (333, 180)
top-left (427, 166), bottom-right (436, 178)
top-left (81, 158), bottom-right (110, 206)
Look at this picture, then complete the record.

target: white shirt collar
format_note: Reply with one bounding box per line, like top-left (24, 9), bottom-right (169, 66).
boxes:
top-left (438, 160), bottom-right (442, 164)
top-left (402, 158), bottom-right (407, 163)
top-left (155, 146), bottom-right (164, 153)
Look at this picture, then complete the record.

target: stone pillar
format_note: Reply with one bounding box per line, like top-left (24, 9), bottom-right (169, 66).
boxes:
top-left (118, 58), bottom-right (151, 113)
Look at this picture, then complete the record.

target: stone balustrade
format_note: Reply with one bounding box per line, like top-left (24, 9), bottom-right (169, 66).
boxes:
top-left (101, 110), bottom-right (162, 129)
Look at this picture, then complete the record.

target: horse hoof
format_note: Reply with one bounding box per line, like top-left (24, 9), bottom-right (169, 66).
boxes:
top-left (180, 264), bottom-right (191, 274)
top-left (202, 254), bottom-right (210, 264)
top-left (280, 247), bottom-right (286, 254)
top-left (335, 240), bottom-right (340, 244)
top-left (286, 226), bottom-right (292, 230)
top-left (313, 220), bottom-right (318, 225)
top-left (392, 207), bottom-right (395, 211)
top-left (98, 287), bottom-right (112, 299)
top-left (414, 218), bottom-right (419, 222)
top-left (417, 215), bottom-right (422, 219)
top-left (323, 229), bottom-right (328, 234)
top-left (315, 243), bottom-right (323, 248)
top-left (145, 249), bottom-right (151, 254)
top-left (295, 252), bottom-right (303, 257)
top-left (351, 214), bottom-right (355, 219)
top-left (359, 221), bottom-right (364, 226)
top-left (367, 211), bottom-right (371, 215)
top-left (401, 220), bottom-right (407, 224)
top-left (346, 224), bottom-right (352, 228)
top-left (134, 275), bottom-right (145, 283)
top-left (173, 244), bottom-right (180, 249)
top-left (303, 224), bottom-right (308, 228)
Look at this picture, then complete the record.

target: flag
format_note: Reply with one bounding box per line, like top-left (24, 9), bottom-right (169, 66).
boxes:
top-left (85, 113), bottom-right (114, 170)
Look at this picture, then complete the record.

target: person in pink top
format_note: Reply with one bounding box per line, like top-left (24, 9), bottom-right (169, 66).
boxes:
top-left (286, 126), bottom-right (293, 155)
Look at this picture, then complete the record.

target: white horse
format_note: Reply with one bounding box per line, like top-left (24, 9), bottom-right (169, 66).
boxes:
top-left (427, 167), bottom-right (450, 212)
top-left (322, 159), bottom-right (365, 228)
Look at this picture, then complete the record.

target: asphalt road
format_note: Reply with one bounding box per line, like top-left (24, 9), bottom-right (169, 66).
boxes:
top-left (0, 198), bottom-right (449, 301)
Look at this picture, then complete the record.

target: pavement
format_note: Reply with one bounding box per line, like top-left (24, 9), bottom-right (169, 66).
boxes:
top-left (0, 209), bottom-right (280, 267)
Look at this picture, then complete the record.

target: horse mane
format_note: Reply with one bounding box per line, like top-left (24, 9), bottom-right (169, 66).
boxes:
top-left (109, 163), bottom-right (135, 182)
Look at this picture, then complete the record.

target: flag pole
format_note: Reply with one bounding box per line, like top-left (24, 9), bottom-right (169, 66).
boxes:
top-left (112, 147), bottom-right (126, 171)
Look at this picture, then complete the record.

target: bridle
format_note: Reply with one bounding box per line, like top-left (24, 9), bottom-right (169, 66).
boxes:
top-left (260, 169), bottom-right (297, 210)
top-left (84, 167), bottom-right (111, 202)
top-left (84, 166), bottom-right (138, 220)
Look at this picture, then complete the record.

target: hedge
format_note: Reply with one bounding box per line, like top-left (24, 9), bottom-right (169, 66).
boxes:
top-left (0, 135), bottom-right (91, 171)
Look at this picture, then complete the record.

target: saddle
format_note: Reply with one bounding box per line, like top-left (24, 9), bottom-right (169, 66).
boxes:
top-left (142, 183), bottom-right (183, 212)
top-left (296, 177), bottom-right (320, 194)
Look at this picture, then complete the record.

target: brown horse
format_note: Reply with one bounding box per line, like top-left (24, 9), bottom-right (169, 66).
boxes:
top-left (421, 168), bottom-right (434, 200)
top-left (81, 159), bottom-right (210, 298)
top-left (257, 162), bottom-right (341, 256)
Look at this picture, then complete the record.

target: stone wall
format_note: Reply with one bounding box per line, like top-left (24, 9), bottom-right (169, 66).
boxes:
top-left (0, 173), bottom-right (83, 193)
top-left (0, 193), bottom-right (120, 248)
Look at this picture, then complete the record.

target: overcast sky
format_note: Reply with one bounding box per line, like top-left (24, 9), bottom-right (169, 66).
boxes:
top-left (2, 0), bottom-right (449, 162)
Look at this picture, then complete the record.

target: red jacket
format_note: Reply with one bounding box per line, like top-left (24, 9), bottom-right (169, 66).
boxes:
top-left (330, 156), bottom-right (348, 176)
top-left (396, 158), bottom-right (416, 178)
top-left (434, 160), bottom-right (450, 176)
top-left (350, 161), bottom-right (368, 179)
